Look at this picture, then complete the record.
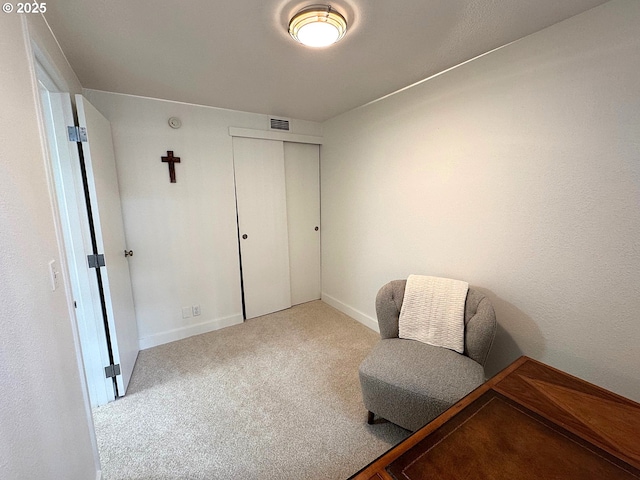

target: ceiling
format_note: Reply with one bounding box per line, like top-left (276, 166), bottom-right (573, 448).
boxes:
top-left (44, 0), bottom-right (610, 122)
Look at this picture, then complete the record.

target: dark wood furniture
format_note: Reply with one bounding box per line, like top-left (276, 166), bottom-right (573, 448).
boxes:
top-left (349, 356), bottom-right (640, 480)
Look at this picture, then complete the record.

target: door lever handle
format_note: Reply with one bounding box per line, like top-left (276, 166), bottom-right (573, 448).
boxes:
top-left (124, 250), bottom-right (134, 258)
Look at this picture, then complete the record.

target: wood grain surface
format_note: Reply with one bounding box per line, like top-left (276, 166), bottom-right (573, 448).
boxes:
top-left (348, 357), bottom-right (640, 480)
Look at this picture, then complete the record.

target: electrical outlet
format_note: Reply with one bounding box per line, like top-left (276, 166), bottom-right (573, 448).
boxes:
top-left (192, 305), bottom-right (201, 316)
top-left (182, 306), bottom-right (191, 319)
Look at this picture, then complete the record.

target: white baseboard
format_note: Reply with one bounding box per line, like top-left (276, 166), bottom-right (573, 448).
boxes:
top-left (321, 293), bottom-right (379, 333)
top-left (139, 314), bottom-right (244, 350)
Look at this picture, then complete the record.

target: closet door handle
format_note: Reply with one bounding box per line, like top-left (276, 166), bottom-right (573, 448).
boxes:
top-left (315, 226), bottom-right (319, 231)
top-left (242, 234), bottom-right (248, 239)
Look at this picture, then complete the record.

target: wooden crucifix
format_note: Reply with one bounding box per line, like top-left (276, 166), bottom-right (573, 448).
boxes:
top-left (161, 151), bottom-right (181, 183)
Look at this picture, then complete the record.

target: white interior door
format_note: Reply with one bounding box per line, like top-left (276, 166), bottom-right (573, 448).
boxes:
top-left (76, 94), bottom-right (139, 395)
top-left (233, 137), bottom-right (291, 319)
top-left (284, 142), bottom-right (321, 305)
top-left (42, 89), bottom-right (114, 406)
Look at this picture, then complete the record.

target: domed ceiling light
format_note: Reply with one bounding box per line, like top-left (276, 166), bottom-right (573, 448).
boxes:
top-left (288, 5), bottom-right (347, 48)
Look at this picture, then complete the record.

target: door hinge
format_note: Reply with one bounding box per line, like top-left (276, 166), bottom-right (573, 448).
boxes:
top-left (104, 364), bottom-right (121, 379)
top-left (87, 253), bottom-right (105, 268)
top-left (67, 125), bottom-right (88, 142)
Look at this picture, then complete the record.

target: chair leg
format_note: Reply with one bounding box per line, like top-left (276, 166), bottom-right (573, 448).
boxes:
top-left (367, 411), bottom-right (375, 424)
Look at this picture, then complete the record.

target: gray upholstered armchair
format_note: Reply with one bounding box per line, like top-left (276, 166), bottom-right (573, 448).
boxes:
top-left (359, 280), bottom-right (497, 431)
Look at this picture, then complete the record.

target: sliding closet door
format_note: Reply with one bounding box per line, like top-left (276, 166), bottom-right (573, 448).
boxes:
top-left (233, 137), bottom-right (291, 319)
top-left (284, 142), bottom-right (321, 305)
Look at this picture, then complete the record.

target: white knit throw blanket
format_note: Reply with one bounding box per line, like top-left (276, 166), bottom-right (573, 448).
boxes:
top-left (399, 275), bottom-right (469, 353)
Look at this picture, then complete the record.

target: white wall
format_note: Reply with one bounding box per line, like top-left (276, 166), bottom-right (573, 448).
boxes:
top-left (0, 14), bottom-right (99, 480)
top-left (321, 0), bottom-right (640, 401)
top-left (83, 90), bottom-right (322, 349)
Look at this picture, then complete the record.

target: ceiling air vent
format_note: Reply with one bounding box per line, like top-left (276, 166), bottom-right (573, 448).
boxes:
top-left (270, 118), bottom-right (290, 131)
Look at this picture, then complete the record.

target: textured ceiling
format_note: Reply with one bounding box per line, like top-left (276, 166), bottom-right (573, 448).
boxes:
top-left (44, 0), bottom-right (610, 122)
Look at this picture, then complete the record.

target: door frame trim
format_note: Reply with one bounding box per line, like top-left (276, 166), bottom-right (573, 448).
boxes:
top-left (27, 26), bottom-right (102, 475)
top-left (229, 127), bottom-right (323, 145)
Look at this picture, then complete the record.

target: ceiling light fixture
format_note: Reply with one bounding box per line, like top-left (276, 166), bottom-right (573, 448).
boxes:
top-left (288, 5), bottom-right (347, 48)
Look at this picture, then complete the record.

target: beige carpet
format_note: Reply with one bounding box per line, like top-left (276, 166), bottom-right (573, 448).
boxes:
top-left (93, 301), bottom-right (410, 479)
